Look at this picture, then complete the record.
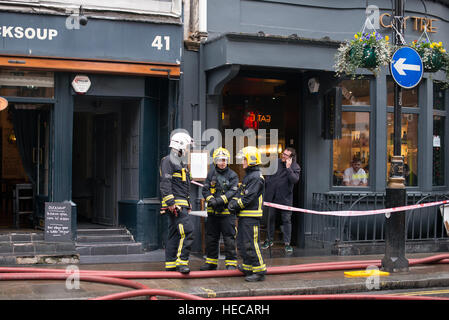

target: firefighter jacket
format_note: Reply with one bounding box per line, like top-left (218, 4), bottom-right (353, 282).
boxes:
top-left (232, 166), bottom-right (265, 218)
top-left (159, 152), bottom-right (191, 209)
top-left (265, 158), bottom-right (300, 206)
top-left (202, 165), bottom-right (239, 215)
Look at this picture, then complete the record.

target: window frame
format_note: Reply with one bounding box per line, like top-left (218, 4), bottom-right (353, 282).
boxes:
top-left (3, 0), bottom-right (182, 17)
top-left (330, 77), bottom-right (374, 190)
top-left (432, 81), bottom-right (448, 190)
top-left (385, 77), bottom-right (421, 189)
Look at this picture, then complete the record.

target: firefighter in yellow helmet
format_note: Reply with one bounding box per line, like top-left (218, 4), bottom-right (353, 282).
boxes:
top-left (200, 147), bottom-right (239, 271)
top-left (227, 146), bottom-right (266, 282)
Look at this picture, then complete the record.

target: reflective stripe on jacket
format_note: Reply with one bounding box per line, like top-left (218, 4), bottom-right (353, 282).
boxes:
top-left (159, 153), bottom-right (191, 208)
top-left (235, 166), bottom-right (265, 218)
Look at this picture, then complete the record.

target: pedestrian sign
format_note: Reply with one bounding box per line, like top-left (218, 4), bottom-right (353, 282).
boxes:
top-left (390, 47), bottom-right (423, 89)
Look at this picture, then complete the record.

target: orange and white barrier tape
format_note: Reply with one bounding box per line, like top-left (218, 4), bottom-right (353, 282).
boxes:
top-left (191, 180), bottom-right (449, 217)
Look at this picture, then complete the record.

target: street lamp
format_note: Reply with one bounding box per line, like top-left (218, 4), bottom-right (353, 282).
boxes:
top-left (381, 0), bottom-right (410, 273)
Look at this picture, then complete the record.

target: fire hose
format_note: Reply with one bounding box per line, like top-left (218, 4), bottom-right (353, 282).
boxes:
top-left (1, 253), bottom-right (449, 300)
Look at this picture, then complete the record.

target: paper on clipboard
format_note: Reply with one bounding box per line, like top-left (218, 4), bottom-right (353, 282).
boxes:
top-left (190, 152), bottom-right (208, 180)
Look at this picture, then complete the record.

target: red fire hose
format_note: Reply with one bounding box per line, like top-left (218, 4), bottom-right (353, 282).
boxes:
top-left (90, 290), bottom-right (449, 301)
top-left (1, 253), bottom-right (449, 300)
top-left (1, 253), bottom-right (448, 278)
top-left (90, 289), bottom-right (205, 300)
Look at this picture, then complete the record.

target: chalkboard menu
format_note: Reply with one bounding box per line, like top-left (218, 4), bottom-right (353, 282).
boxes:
top-left (45, 202), bottom-right (72, 242)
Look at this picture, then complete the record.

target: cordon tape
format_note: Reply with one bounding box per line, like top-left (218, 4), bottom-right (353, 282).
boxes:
top-left (190, 180), bottom-right (449, 218)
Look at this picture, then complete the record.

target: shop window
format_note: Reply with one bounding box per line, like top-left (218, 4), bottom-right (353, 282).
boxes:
top-left (0, 70), bottom-right (54, 98)
top-left (433, 82), bottom-right (446, 186)
top-left (339, 79), bottom-right (370, 105)
top-left (387, 79), bottom-right (418, 108)
top-left (333, 112), bottom-right (370, 186)
top-left (386, 113), bottom-right (419, 186)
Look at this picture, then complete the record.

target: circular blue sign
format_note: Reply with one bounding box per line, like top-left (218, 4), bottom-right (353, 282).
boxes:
top-left (390, 47), bottom-right (423, 89)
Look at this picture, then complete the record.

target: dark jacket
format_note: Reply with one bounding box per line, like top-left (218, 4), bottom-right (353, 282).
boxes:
top-left (264, 159), bottom-right (300, 206)
top-left (202, 165), bottom-right (239, 215)
top-left (233, 166), bottom-right (265, 218)
top-left (159, 152), bottom-right (191, 208)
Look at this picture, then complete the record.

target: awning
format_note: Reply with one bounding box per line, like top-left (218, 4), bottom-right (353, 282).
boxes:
top-left (0, 55), bottom-right (180, 78)
top-left (203, 32), bottom-right (341, 73)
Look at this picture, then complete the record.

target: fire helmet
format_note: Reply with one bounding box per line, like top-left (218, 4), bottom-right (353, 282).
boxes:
top-left (212, 147), bottom-right (231, 164)
top-left (237, 146), bottom-right (261, 166)
top-left (169, 132), bottom-right (193, 152)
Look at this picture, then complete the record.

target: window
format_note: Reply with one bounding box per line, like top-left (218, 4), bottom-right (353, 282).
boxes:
top-left (333, 80), bottom-right (370, 187)
top-left (11, 0), bottom-right (182, 16)
top-left (433, 82), bottom-right (446, 186)
top-left (387, 113), bottom-right (418, 186)
top-left (387, 80), bottom-right (418, 108)
top-left (386, 78), bottom-right (419, 186)
top-left (0, 70), bottom-right (54, 98)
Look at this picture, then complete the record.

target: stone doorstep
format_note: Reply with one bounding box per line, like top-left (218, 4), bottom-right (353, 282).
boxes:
top-left (0, 233), bottom-right (44, 242)
top-left (0, 241), bottom-right (76, 255)
top-left (76, 228), bottom-right (130, 236)
top-left (75, 242), bottom-right (143, 256)
top-left (76, 234), bottom-right (135, 243)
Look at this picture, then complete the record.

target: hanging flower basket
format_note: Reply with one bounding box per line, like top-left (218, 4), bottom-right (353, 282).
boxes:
top-left (334, 32), bottom-right (392, 79)
top-left (410, 40), bottom-right (447, 72)
top-left (349, 46), bottom-right (377, 68)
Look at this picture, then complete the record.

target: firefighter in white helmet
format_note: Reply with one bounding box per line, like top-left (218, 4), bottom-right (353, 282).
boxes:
top-left (159, 132), bottom-right (194, 274)
top-left (200, 147), bottom-right (239, 271)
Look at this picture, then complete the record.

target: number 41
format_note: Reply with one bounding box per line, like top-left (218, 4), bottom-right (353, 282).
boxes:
top-left (151, 35), bottom-right (170, 51)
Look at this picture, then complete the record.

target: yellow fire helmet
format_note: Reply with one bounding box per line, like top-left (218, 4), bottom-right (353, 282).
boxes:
top-left (212, 147), bottom-right (231, 164)
top-left (237, 146), bottom-right (261, 166)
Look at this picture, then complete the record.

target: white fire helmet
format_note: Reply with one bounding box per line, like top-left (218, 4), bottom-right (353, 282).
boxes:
top-left (169, 132), bottom-right (193, 152)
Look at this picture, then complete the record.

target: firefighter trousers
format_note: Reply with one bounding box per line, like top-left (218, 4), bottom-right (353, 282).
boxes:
top-left (236, 217), bottom-right (266, 274)
top-left (165, 207), bottom-right (194, 271)
top-left (204, 214), bottom-right (237, 267)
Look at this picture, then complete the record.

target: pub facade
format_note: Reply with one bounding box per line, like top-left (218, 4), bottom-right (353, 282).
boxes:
top-left (181, 0), bottom-right (449, 254)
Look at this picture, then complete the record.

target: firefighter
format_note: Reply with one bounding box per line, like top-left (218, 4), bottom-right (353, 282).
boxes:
top-left (228, 146), bottom-right (266, 282)
top-left (159, 132), bottom-right (194, 274)
top-left (200, 147), bottom-right (239, 271)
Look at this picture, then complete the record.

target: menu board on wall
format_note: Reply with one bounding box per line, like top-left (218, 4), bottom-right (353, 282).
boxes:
top-left (44, 202), bottom-right (72, 242)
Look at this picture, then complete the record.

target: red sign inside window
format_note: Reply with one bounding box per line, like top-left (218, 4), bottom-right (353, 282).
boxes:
top-left (244, 111), bottom-right (271, 129)
top-left (244, 111), bottom-right (259, 129)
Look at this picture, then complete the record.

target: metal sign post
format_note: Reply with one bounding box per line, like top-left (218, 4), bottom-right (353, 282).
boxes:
top-left (381, 0), bottom-right (415, 273)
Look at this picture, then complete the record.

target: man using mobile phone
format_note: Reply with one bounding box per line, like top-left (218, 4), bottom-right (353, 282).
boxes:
top-left (262, 147), bottom-right (300, 254)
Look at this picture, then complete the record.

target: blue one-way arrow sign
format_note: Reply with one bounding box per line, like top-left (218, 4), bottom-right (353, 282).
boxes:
top-left (390, 47), bottom-right (423, 89)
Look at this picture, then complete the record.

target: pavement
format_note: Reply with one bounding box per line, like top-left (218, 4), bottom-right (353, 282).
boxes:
top-left (1, 246), bottom-right (449, 300)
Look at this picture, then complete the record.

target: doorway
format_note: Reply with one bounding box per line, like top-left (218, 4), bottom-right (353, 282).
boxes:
top-left (221, 71), bottom-right (303, 245)
top-left (72, 96), bottom-right (141, 227)
top-left (0, 103), bottom-right (51, 229)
